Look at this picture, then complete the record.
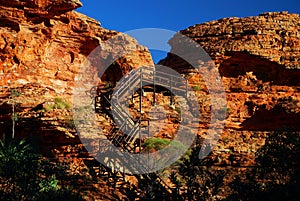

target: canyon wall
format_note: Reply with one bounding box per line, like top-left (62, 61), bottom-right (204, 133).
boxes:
top-left (0, 0), bottom-right (153, 142)
top-left (0, 0), bottom-right (299, 199)
top-left (0, 1), bottom-right (153, 199)
top-left (161, 11), bottom-right (300, 199)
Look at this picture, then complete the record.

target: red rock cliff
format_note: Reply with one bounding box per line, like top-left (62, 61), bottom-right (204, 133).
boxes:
top-left (160, 11), bottom-right (300, 198)
top-left (0, 0), bottom-right (153, 138)
top-left (1, 1), bottom-right (299, 198)
top-left (0, 0), bottom-right (155, 199)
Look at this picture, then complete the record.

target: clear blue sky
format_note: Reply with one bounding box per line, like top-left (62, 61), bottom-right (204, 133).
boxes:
top-left (77, 0), bottom-right (299, 63)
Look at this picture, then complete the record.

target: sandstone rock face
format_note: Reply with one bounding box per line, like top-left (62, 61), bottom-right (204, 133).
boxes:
top-left (170, 11), bottom-right (299, 69)
top-left (0, 1), bottom-right (153, 94)
top-left (0, 1), bottom-right (153, 198)
top-left (161, 11), bottom-right (300, 197)
top-left (1, 1), bottom-right (299, 198)
top-left (1, 0), bottom-right (83, 16)
top-left (0, 0), bottom-right (153, 135)
top-left (162, 11), bottom-right (300, 132)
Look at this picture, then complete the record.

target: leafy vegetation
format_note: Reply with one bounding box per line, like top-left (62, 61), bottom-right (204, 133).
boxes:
top-left (169, 144), bottom-right (225, 201)
top-left (228, 128), bottom-right (300, 200)
top-left (192, 85), bottom-right (201, 91)
top-left (44, 97), bottom-right (71, 112)
top-left (143, 137), bottom-right (170, 151)
top-left (10, 88), bottom-right (20, 97)
top-left (175, 106), bottom-right (181, 115)
top-left (0, 135), bottom-right (84, 201)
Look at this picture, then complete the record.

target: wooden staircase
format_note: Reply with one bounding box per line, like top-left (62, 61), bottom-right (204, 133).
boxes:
top-left (93, 65), bottom-right (193, 199)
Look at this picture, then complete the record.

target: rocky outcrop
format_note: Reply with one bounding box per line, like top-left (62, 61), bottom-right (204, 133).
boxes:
top-left (0, 1), bottom-right (153, 199)
top-left (0, 1), bottom-right (299, 198)
top-left (163, 11), bottom-right (300, 72)
top-left (0, 0), bottom-right (153, 136)
top-left (161, 11), bottom-right (300, 198)
top-left (162, 11), bottom-right (300, 133)
top-left (1, 0), bottom-right (83, 17)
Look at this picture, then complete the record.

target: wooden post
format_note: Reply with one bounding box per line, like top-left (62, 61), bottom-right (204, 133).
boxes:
top-left (139, 119), bottom-right (141, 155)
top-left (153, 70), bottom-right (156, 105)
top-left (186, 79), bottom-right (188, 98)
top-left (140, 72), bottom-right (143, 113)
top-left (170, 76), bottom-right (173, 105)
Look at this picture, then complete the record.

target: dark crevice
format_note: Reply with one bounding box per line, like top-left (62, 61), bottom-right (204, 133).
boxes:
top-left (101, 63), bottom-right (123, 84)
top-left (59, 17), bottom-right (70, 24)
top-left (24, 12), bottom-right (44, 24)
top-left (15, 5), bottom-right (25, 10)
top-left (13, 55), bottom-right (20, 65)
top-left (24, 12), bottom-right (40, 18)
top-left (70, 52), bottom-right (75, 63)
top-left (219, 51), bottom-right (300, 86)
top-left (0, 18), bottom-right (20, 32)
top-left (43, 19), bottom-right (53, 27)
top-left (41, 29), bottom-right (48, 35)
top-left (240, 106), bottom-right (300, 131)
top-left (241, 29), bottom-right (258, 35)
top-left (79, 38), bottom-right (99, 56)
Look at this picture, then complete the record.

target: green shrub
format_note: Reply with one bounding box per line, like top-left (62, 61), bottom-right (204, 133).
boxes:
top-left (0, 135), bottom-right (84, 201)
top-left (175, 106), bottom-right (181, 115)
top-left (143, 138), bottom-right (189, 154)
top-left (0, 136), bottom-right (54, 200)
top-left (192, 85), bottom-right (201, 91)
top-left (143, 138), bottom-right (170, 151)
top-left (169, 140), bottom-right (187, 151)
top-left (54, 97), bottom-right (71, 109)
top-left (43, 97), bottom-right (71, 112)
top-left (44, 104), bottom-right (53, 112)
top-left (10, 89), bottom-right (20, 97)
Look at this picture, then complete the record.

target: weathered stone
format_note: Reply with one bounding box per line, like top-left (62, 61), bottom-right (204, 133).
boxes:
top-left (160, 11), bottom-right (300, 198)
top-left (0, 2), bottom-right (299, 198)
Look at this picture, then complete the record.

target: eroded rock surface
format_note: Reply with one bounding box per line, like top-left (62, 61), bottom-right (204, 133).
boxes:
top-left (0, 1), bottom-right (153, 199)
top-left (0, 0), bottom-right (153, 134)
top-left (0, 1), bottom-right (299, 199)
top-left (160, 11), bottom-right (300, 198)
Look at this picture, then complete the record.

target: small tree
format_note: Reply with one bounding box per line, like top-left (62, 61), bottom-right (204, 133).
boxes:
top-left (0, 136), bottom-right (84, 201)
top-left (8, 89), bottom-right (20, 139)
